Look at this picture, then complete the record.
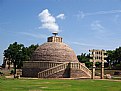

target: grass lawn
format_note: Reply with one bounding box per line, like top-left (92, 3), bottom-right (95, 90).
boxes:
top-left (0, 78), bottom-right (121, 91)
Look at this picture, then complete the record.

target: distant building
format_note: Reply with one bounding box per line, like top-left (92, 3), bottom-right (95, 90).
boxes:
top-left (0, 65), bottom-right (2, 70)
top-left (2, 57), bottom-right (13, 69)
top-left (22, 33), bottom-right (91, 78)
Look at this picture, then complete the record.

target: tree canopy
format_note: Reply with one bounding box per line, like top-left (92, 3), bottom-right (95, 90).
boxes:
top-left (107, 47), bottom-right (121, 69)
top-left (77, 47), bottom-right (121, 69)
top-left (3, 42), bottom-right (39, 77)
top-left (77, 53), bottom-right (92, 68)
top-left (3, 42), bottom-right (121, 70)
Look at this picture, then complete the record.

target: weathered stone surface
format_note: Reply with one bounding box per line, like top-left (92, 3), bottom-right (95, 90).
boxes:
top-left (70, 69), bottom-right (90, 78)
top-left (22, 62), bottom-right (91, 78)
top-left (22, 68), bottom-right (46, 77)
top-left (106, 74), bottom-right (111, 79)
top-left (31, 42), bottom-right (78, 62)
top-left (47, 68), bottom-right (70, 78)
top-left (22, 35), bottom-right (91, 78)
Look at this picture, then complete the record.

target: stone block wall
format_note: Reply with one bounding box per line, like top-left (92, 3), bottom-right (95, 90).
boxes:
top-left (47, 68), bottom-right (70, 78)
top-left (22, 61), bottom-right (63, 77)
top-left (70, 69), bottom-right (90, 78)
top-left (22, 68), bottom-right (45, 77)
top-left (22, 61), bottom-right (91, 78)
top-left (23, 61), bottom-right (62, 69)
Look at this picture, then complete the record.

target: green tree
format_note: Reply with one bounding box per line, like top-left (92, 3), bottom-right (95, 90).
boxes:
top-left (77, 53), bottom-right (92, 68)
top-left (107, 47), bottom-right (121, 69)
top-left (77, 53), bottom-right (87, 63)
top-left (4, 42), bottom-right (24, 77)
top-left (27, 44), bottom-right (39, 59)
top-left (106, 50), bottom-right (115, 69)
top-left (3, 42), bottom-right (39, 77)
top-left (113, 47), bottom-right (121, 69)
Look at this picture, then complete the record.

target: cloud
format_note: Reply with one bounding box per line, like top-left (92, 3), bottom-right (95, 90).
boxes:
top-left (78, 9), bottom-right (121, 19)
top-left (114, 15), bottom-right (120, 23)
top-left (19, 32), bottom-right (47, 39)
top-left (38, 9), bottom-right (60, 33)
top-left (72, 42), bottom-right (111, 49)
top-left (72, 41), bottom-right (113, 54)
top-left (91, 21), bottom-right (105, 33)
top-left (76, 11), bottom-right (85, 19)
top-left (72, 42), bottom-right (98, 47)
top-left (87, 10), bottom-right (121, 15)
top-left (56, 14), bottom-right (65, 19)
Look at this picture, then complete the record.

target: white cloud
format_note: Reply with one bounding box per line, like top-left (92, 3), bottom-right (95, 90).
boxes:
top-left (38, 9), bottom-right (60, 33)
top-left (91, 21), bottom-right (105, 33)
top-left (19, 32), bottom-right (47, 39)
top-left (72, 42), bottom-right (91, 46)
top-left (76, 11), bottom-right (85, 19)
top-left (78, 9), bottom-right (121, 19)
top-left (72, 41), bottom-right (111, 49)
top-left (87, 10), bottom-right (121, 16)
top-left (56, 14), bottom-right (65, 19)
top-left (114, 15), bottom-right (120, 23)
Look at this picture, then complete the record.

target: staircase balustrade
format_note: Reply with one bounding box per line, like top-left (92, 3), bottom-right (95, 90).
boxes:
top-left (38, 62), bottom-right (91, 78)
top-left (38, 62), bottom-right (69, 78)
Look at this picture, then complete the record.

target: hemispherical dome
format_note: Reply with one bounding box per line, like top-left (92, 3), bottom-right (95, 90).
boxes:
top-left (31, 42), bottom-right (78, 62)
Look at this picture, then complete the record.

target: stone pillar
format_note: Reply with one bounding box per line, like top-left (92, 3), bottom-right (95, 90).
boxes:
top-left (47, 36), bottom-right (62, 42)
top-left (101, 62), bottom-right (104, 79)
top-left (92, 62), bottom-right (95, 79)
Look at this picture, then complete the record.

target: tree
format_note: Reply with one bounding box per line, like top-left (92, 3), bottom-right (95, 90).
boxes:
top-left (3, 42), bottom-right (39, 77)
top-left (113, 47), bottom-right (121, 69)
top-left (77, 53), bottom-right (92, 68)
top-left (4, 42), bottom-right (24, 77)
top-left (107, 47), bottom-right (121, 69)
top-left (106, 50), bottom-right (115, 68)
top-left (27, 44), bottom-right (39, 59)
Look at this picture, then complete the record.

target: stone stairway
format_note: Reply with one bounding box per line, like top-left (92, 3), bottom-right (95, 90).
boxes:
top-left (38, 62), bottom-right (91, 78)
top-left (71, 62), bottom-right (91, 77)
top-left (38, 62), bottom-right (69, 78)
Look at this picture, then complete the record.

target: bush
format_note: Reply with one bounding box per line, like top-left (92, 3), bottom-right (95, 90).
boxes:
top-left (114, 71), bottom-right (121, 75)
top-left (115, 64), bottom-right (121, 69)
top-left (10, 70), bottom-right (14, 75)
top-left (0, 72), bottom-right (3, 76)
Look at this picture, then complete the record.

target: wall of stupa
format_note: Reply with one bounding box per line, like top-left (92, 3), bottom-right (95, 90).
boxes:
top-left (22, 61), bottom-right (91, 78)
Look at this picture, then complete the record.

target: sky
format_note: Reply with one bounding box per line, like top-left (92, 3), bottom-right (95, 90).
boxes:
top-left (1, 0), bottom-right (121, 65)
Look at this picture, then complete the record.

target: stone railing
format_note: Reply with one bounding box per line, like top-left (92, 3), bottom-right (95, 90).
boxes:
top-left (23, 61), bottom-right (91, 78)
top-left (70, 62), bottom-right (91, 77)
top-left (38, 62), bottom-right (69, 78)
top-left (23, 61), bottom-right (62, 69)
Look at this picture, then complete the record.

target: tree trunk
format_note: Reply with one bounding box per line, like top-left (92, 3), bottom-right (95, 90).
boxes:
top-left (14, 61), bottom-right (16, 78)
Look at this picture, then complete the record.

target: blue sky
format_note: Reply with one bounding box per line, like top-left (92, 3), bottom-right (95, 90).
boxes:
top-left (1, 0), bottom-right (121, 65)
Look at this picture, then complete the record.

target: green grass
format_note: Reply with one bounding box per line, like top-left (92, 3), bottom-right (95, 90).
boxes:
top-left (0, 78), bottom-right (121, 91)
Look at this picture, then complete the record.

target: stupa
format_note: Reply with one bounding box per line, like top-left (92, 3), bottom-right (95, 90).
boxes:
top-left (22, 33), bottom-right (91, 78)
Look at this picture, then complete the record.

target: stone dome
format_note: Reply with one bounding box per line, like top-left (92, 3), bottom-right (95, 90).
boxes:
top-left (31, 42), bottom-right (78, 62)
top-left (23, 33), bottom-right (91, 78)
